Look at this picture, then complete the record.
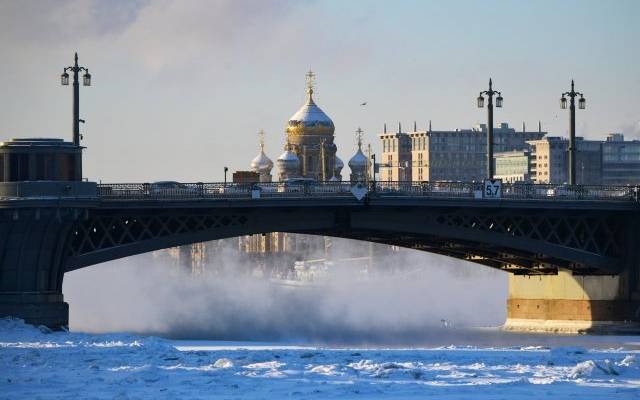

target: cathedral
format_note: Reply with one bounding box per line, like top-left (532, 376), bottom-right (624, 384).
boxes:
top-left (240, 72), bottom-right (371, 274)
top-left (165, 72), bottom-right (379, 277)
top-left (248, 71), bottom-right (371, 184)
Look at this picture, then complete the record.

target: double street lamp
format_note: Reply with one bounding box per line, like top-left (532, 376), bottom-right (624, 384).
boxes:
top-left (477, 78), bottom-right (503, 180)
top-left (61, 52), bottom-right (91, 146)
top-left (560, 80), bottom-right (586, 185)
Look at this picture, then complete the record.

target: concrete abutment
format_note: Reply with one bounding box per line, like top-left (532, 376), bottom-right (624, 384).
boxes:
top-left (504, 270), bottom-right (640, 334)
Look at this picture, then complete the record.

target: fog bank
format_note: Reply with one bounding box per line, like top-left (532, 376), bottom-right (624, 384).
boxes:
top-left (64, 239), bottom-right (507, 343)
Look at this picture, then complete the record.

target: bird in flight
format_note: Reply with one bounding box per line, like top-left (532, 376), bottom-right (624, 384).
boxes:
top-left (360, 101), bottom-right (367, 106)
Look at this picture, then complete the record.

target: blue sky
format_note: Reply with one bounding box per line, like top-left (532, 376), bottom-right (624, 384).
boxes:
top-left (0, 0), bottom-right (638, 181)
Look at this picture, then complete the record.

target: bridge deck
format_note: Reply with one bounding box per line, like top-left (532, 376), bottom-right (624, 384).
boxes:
top-left (1, 181), bottom-right (637, 211)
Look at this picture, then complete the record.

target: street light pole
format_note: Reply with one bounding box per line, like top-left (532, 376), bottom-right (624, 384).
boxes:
top-left (370, 153), bottom-right (376, 191)
top-left (560, 80), bottom-right (586, 185)
top-left (61, 52), bottom-right (91, 146)
top-left (224, 166), bottom-right (229, 186)
top-left (477, 78), bottom-right (503, 180)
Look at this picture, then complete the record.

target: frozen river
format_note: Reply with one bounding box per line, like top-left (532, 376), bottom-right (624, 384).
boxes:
top-left (1, 318), bottom-right (639, 399)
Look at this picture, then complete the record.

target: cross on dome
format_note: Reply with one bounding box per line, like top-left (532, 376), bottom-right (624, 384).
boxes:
top-left (258, 129), bottom-right (265, 150)
top-left (355, 127), bottom-right (364, 150)
top-left (305, 70), bottom-right (315, 94)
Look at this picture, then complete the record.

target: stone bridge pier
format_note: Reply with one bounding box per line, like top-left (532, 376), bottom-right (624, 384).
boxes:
top-left (0, 204), bottom-right (87, 328)
top-left (505, 271), bottom-right (640, 333)
top-left (505, 214), bottom-right (640, 333)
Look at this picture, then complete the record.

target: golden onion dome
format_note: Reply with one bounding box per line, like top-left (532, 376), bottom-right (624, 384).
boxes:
top-left (287, 72), bottom-right (334, 136)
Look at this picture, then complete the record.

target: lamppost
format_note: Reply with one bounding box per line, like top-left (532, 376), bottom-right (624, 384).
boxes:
top-left (224, 166), bottom-right (229, 186)
top-left (477, 78), bottom-right (504, 180)
top-left (560, 80), bottom-right (586, 185)
top-left (370, 153), bottom-right (376, 191)
top-left (61, 52), bottom-right (91, 146)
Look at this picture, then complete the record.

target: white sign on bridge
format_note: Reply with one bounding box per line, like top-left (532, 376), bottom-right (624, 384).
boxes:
top-left (484, 179), bottom-right (502, 199)
top-left (351, 183), bottom-right (368, 201)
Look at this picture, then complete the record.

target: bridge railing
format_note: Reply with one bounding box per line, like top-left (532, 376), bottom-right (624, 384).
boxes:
top-left (374, 181), bottom-right (637, 201)
top-left (96, 181), bottom-right (357, 200)
top-left (95, 181), bottom-right (639, 202)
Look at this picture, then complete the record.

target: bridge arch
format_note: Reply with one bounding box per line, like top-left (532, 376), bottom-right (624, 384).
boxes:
top-left (64, 200), bottom-right (627, 276)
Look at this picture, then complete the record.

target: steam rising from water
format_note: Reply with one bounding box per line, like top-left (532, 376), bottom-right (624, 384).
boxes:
top-left (64, 238), bottom-right (507, 343)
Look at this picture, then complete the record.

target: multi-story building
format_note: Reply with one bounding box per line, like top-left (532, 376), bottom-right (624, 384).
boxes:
top-left (494, 150), bottom-right (533, 183)
top-left (380, 122), bottom-right (545, 182)
top-left (379, 123), bottom-right (412, 181)
top-left (602, 133), bottom-right (640, 185)
top-left (527, 137), bottom-right (602, 184)
top-left (156, 239), bottom-right (237, 276)
top-left (527, 137), bottom-right (566, 184)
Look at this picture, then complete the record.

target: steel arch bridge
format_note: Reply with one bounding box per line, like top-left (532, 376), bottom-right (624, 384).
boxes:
top-left (65, 197), bottom-right (628, 276)
top-left (0, 180), bottom-right (638, 328)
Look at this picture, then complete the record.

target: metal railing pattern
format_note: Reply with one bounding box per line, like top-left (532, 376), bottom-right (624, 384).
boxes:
top-left (95, 181), bottom-right (640, 202)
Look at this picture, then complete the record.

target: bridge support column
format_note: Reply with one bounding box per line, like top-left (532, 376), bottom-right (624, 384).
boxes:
top-left (0, 206), bottom-right (82, 330)
top-left (504, 270), bottom-right (640, 334)
top-left (0, 293), bottom-right (68, 328)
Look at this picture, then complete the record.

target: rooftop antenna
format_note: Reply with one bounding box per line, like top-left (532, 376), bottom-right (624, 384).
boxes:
top-left (522, 121), bottom-right (525, 133)
top-left (398, 122), bottom-right (402, 133)
top-left (538, 120), bottom-right (542, 133)
top-left (413, 121), bottom-right (417, 132)
top-left (429, 120), bottom-right (432, 132)
top-left (384, 123), bottom-right (387, 134)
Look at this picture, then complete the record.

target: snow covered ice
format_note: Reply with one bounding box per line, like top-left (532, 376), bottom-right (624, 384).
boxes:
top-left (1, 318), bottom-right (639, 399)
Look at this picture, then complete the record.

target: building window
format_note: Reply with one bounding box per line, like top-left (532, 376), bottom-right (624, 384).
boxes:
top-left (36, 154), bottom-right (56, 180)
top-left (57, 153), bottom-right (76, 180)
top-left (9, 153), bottom-right (29, 181)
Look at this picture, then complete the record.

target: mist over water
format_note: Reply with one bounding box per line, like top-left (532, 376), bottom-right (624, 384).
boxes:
top-left (64, 238), bottom-right (507, 344)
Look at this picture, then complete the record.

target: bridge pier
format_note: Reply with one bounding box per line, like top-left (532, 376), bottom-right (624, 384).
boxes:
top-left (0, 201), bottom-right (90, 330)
top-left (0, 294), bottom-right (68, 328)
top-left (504, 269), bottom-right (640, 334)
